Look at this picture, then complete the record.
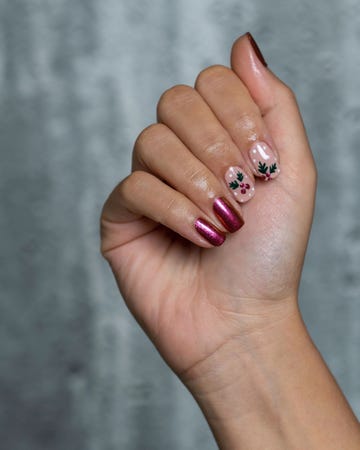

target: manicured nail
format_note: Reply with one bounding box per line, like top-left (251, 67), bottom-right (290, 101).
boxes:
top-left (246, 32), bottom-right (267, 67)
top-left (195, 218), bottom-right (226, 246)
top-left (248, 141), bottom-right (280, 181)
top-left (213, 197), bottom-right (244, 233)
top-left (225, 167), bottom-right (255, 203)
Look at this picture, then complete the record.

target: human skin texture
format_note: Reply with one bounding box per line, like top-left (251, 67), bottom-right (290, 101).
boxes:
top-left (100, 34), bottom-right (360, 449)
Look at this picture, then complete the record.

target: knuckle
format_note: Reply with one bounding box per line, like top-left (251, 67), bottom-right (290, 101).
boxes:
top-left (163, 196), bottom-right (178, 219)
top-left (199, 133), bottom-right (230, 160)
top-left (186, 166), bottom-right (214, 192)
top-left (157, 84), bottom-right (196, 117)
top-left (195, 64), bottom-right (231, 90)
top-left (135, 123), bottom-right (165, 147)
top-left (157, 195), bottom-right (180, 225)
top-left (278, 82), bottom-right (297, 103)
top-left (119, 171), bottom-right (146, 202)
top-left (134, 123), bottom-right (168, 160)
top-left (232, 110), bottom-right (258, 133)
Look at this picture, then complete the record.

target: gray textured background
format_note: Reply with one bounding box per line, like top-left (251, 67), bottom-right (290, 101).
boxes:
top-left (1, 0), bottom-right (359, 449)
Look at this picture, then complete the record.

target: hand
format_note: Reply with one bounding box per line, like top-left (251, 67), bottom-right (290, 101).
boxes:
top-left (100, 33), bottom-right (316, 377)
top-left (101, 34), bottom-right (360, 449)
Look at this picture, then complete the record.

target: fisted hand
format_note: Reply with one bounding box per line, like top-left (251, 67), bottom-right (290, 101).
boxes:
top-left (100, 33), bottom-right (316, 377)
top-left (99, 34), bottom-right (360, 450)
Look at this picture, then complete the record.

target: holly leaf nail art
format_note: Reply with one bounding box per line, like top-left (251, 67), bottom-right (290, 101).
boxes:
top-left (269, 163), bottom-right (277, 174)
top-left (229, 180), bottom-right (239, 190)
top-left (236, 171), bottom-right (244, 182)
top-left (258, 161), bottom-right (268, 174)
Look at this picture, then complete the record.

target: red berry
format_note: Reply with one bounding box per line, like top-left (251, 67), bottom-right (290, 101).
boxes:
top-left (241, 188), bottom-right (246, 194)
top-left (245, 183), bottom-right (250, 189)
top-left (240, 183), bottom-right (244, 188)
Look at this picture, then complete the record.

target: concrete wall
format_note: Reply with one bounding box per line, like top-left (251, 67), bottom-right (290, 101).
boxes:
top-left (1, 1), bottom-right (359, 449)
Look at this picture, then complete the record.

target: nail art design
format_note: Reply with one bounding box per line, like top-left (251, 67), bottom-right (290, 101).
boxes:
top-left (213, 197), bottom-right (244, 233)
top-left (195, 218), bottom-right (225, 246)
top-left (249, 141), bottom-right (280, 181)
top-left (225, 166), bottom-right (255, 203)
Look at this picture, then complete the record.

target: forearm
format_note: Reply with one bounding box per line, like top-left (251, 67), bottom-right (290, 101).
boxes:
top-left (183, 304), bottom-right (360, 449)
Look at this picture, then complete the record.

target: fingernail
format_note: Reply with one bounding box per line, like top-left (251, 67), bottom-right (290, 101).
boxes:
top-left (195, 218), bottom-right (226, 246)
top-left (213, 197), bottom-right (244, 233)
top-left (248, 141), bottom-right (280, 181)
top-left (225, 167), bottom-right (255, 203)
top-left (246, 32), bottom-right (268, 67)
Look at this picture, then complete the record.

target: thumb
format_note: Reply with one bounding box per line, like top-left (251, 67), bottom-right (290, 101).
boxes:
top-left (230, 33), bottom-right (316, 178)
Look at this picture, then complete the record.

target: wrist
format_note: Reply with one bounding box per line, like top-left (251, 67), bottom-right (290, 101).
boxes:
top-left (182, 301), bottom-right (306, 422)
top-left (181, 303), bottom-right (360, 449)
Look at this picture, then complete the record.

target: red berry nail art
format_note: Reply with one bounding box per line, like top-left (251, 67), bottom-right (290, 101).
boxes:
top-left (225, 167), bottom-right (255, 203)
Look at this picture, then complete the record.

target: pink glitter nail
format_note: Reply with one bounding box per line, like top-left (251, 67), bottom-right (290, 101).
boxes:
top-left (213, 197), bottom-right (244, 233)
top-left (195, 218), bottom-right (226, 246)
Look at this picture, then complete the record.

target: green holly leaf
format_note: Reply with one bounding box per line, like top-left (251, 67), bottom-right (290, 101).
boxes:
top-left (269, 163), bottom-right (277, 174)
top-left (258, 161), bottom-right (268, 174)
top-left (236, 172), bottom-right (244, 182)
top-left (229, 180), bottom-right (239, 190)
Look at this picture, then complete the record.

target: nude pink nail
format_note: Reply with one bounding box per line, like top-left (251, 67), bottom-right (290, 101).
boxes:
top-left (213, 197), bottom-right (244, 232)
top-left (249, 141), bottom-right (280, 180)
top-left (225, 166), bottom-right (255, 203)
top-left (195, 218), bottom-right (226, 246)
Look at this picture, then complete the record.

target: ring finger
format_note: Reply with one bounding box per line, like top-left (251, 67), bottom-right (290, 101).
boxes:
top-left (133, 123), bottom-right (244, 234)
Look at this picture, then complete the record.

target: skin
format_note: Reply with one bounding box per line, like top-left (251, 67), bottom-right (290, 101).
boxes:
top-left (100, 34), bottom-right (360, 449)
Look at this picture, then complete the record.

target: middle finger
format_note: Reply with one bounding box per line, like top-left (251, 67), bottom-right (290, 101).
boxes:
top-left (157, 84), bottom-right (256, 204)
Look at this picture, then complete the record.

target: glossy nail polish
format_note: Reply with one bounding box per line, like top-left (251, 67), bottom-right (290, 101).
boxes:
top-left (213, 197), bottom-right (244, 233)
top-left (195, 218), bottom-right (226, 246)
top-left (246, 32), bottom-right (268, 67)
top-left (248, 141), bottom-right (280, 181)
top-left (225, 167), bottom-right (255, 203)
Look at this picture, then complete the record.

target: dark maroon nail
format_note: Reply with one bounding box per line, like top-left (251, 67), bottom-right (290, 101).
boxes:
top-left (213, 198), bottom-right (244, 233)
top-left (195, 218), bottom-right (226, 246)
top-left (246, 32), bottom-right (268, 67)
